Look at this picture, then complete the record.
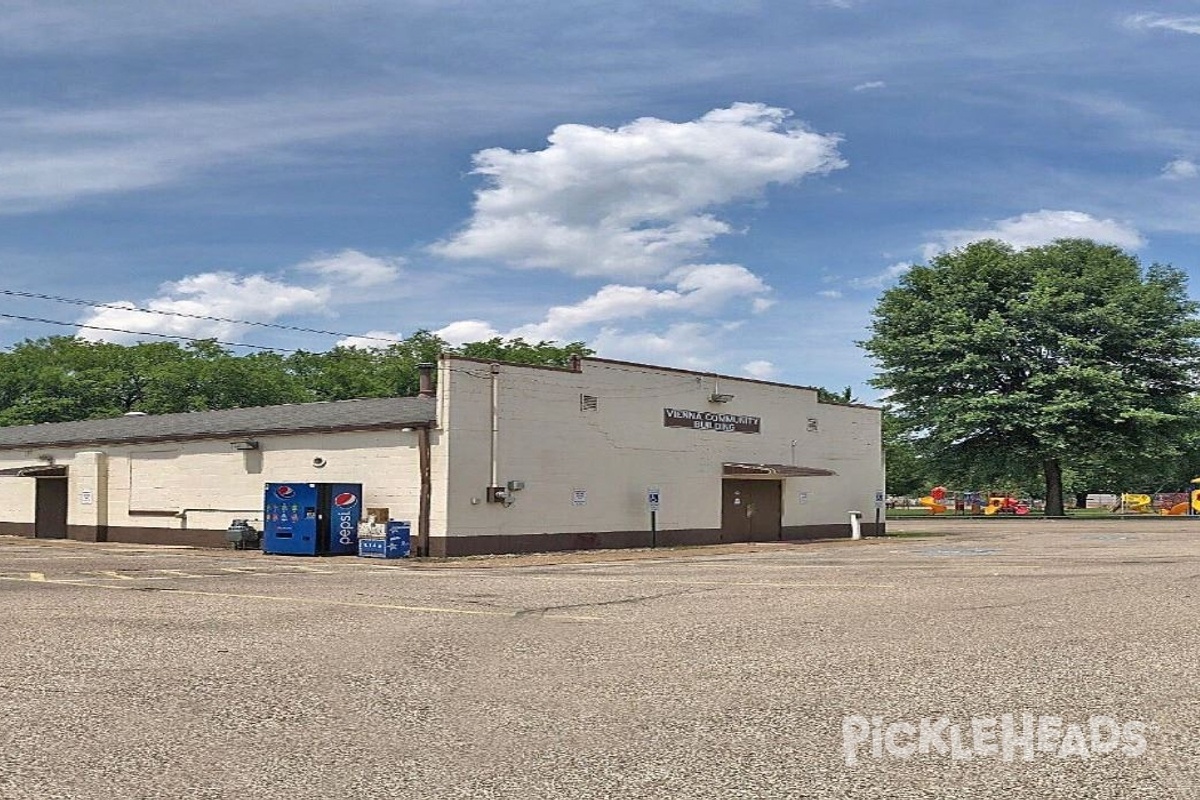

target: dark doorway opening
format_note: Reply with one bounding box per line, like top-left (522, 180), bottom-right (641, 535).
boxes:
top-left (35, 477), bottom-right (68, 539)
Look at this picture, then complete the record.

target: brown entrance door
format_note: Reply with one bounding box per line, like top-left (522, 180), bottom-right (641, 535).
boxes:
top-left (35, 477), bottom-right (68, 539)
top-left (721, 480), bottom-right (782, 542)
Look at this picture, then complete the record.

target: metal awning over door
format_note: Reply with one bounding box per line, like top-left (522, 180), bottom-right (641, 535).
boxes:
top-left (722, 463), bottom-right (836, 478)
top-left (0, 465), bottom-right (67, 477)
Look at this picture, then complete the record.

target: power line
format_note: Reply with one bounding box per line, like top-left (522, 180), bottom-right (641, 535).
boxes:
top-left (0, 288), bottom-right (403, 344)
top-left (0, 313), bottom-right (299, 353)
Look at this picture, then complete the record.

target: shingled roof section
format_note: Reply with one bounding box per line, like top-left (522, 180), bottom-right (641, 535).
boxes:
top-left (0, 396), bottom-right (438, 450)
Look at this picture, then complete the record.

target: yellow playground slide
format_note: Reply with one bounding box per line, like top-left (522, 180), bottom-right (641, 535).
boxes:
top-left (1119, 494), bottom-right (1153, 513)
top-left (917, 496), bottom-right (947, 514)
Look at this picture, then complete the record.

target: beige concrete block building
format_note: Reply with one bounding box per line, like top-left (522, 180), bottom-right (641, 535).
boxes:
top-left (0, 355), bottom-right (884, 555)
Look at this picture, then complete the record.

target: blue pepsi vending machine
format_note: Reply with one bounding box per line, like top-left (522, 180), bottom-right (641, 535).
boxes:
top-left (262, 482), bottom-right (362, 556)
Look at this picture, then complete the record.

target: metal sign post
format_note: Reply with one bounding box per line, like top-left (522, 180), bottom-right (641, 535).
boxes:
top-left (648, 488), bottom-right (661, 548)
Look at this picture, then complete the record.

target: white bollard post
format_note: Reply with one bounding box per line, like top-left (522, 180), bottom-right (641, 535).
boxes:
top-left (848, 510), bottom-right (862, 540)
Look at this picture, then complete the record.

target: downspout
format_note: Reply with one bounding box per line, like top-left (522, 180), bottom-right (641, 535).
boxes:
top-left (490, 363), bottom-right (500, 489)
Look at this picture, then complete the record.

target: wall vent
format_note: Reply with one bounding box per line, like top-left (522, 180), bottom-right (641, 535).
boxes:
top-left (580, 394), bottom-right (599, 411)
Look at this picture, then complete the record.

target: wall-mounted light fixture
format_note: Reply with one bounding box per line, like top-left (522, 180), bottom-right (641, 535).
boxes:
top-left (709, 377), bottom-right (734, 404)
top-left (230, 440), bottom-right (260, 451)
top-left (487, 479), bottom-right (526, 507)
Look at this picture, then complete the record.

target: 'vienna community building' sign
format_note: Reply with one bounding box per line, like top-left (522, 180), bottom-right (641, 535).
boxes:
top-left (663, 408), bottom-right (761, 434)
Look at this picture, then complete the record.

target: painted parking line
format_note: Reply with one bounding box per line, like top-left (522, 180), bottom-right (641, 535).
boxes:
top-left (0, 574), bottom-right (601, 622)
top-left (348, 568), bottom-right (896, 590)
top-left (591, 577), bottom-right (897, 589)
top-left (0, 566), bottom-right (340, 583)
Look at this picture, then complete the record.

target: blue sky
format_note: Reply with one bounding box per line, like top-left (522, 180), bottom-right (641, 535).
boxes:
top-left (2, 1), bottom-right (1199, 401)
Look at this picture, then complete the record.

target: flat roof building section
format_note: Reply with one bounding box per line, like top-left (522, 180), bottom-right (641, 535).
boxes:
top-left (0, 355), bottom-right (884, 553)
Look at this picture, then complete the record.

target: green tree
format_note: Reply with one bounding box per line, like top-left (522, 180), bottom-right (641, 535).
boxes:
top-left (861, 239), bottom-right (1200, 516)
top-left (0, 331), bottom-right (597, 426)
top-left (881, 411), bottom-right (930, 498)
top-left (0, 337), bottom-right (307, 424)
top-left (283, 330), bottom-right (453, 401)
top-left (456, 337), bottom-right (592, 367)
top-left (816, 385), bottom-right (857, 405)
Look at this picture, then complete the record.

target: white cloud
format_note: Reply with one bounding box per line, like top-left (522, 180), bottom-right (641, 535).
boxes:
top-left (668, 263), bottom-right (770, 309)
top-left (0, 2), bottom-right (368, 53)
top-left (435, 320), bottom-right (502, 346)
top-left (0, 95), bottom-right (400, 213)
top-left (73, 248), bottom-right (412, 345)
top-left (297, 249), bottom-right (403, 288)
top-left (442, 263), bottom-right (770, 344)
top-left (76, 272), bottom-right (329, 344)
top-left (923, 210), bottom-right (1145, 260)
top-left (852, 262), bottom-right (912, 289)
top-left (1162, 159), bottom-right (1199, 180)
top-left (428, 104), bottom-right (838, 373)
top-left (818, 289), bottom-right (843, 298)
top-left (432, 103), bottom-right (846, 279)
top-left (1125, 14), bottom-right (1200, 35)
top-left (741, 360), bottom-right (777, 379)
top-left (590, 323), bottom-right (720, 371)
top-left (853, 81), bottom-right (887, 92)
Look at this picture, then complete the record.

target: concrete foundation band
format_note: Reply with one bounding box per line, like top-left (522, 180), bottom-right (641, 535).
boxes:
top-left (0, 523), bottom-right (885, 555)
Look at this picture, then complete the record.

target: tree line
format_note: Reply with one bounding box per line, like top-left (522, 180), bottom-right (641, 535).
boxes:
top-left (0, 332), bottom-right (590, 427)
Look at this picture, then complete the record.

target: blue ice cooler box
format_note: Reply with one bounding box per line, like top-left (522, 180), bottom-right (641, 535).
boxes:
top-left (358, 521), bottom-right (411, 559)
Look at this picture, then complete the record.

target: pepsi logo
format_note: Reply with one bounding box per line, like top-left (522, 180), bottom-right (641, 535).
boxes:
top-left (275, 485), bottom-right (296, 499)
top-left (333, 492), bottom-right (358, 508)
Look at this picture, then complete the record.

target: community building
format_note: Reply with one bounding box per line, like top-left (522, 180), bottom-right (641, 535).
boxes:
top-left (0, 355), bottom-right (885, 555)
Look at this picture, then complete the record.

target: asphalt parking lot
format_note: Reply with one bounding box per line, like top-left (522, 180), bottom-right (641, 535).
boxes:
top-left (1, 519), bottom-right (1197, 799)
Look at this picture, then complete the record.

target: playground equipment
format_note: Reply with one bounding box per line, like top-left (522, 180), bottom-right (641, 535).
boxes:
top-left (983, 494), bottom-right (1029, 516)
top-left (1114, 480), bottom-right (1200, 515)
top-left (914, 487), bottom-right (1031, 515)
top-left (918, 486), bottom-right (948, 514)
top-left (1116, 493), bottom-right (1153, 514)
top-left (917, 496), bottom-right (947, 514)
top-left (1163, 478), bottom-right (1200, 514)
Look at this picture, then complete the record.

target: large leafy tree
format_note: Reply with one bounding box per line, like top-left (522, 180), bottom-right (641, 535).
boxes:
top-left (861, 239), bottom-right (1200, 516)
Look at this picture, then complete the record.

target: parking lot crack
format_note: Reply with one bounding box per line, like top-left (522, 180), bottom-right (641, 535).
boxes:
top-left (515, 586), bottom-right (718, 617)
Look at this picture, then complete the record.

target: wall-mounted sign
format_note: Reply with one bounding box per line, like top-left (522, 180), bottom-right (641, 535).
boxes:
top-left (572, 489), bottom-right (588, 506)
top-left (663, 408), bottom-right (761, 434)
top-left (79, 490), bottom-right (94, 505)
